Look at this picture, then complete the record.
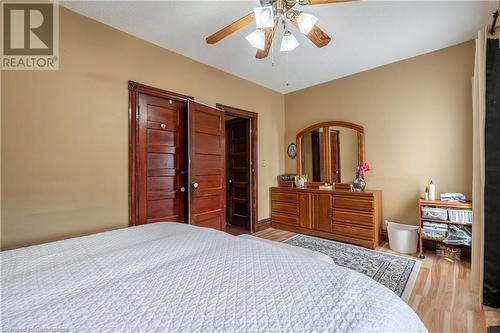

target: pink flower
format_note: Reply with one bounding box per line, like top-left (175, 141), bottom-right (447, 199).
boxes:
top-left (355, 161), bottom-right (371, 177)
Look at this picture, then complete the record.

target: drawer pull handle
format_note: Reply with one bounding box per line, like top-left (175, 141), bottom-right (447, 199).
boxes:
top-left (160, 123), bottom-right (166, 129)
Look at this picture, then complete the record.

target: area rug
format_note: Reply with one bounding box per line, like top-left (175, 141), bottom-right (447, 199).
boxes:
top-left (283, 234), bottom-right (421, 301)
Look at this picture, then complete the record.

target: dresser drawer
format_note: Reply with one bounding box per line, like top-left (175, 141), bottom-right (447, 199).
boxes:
top-left (271, 201), bottom-right (299, 215)
top-left (332, 209), bottom-right (373, 227)
top-left (272, 212), bottom-right (299, 226)
top-left (271, 191), bottom-right (299, 203)
top-left (332, 195), bottom-right (373, 212)
top-left (332, 220), bottom-right (374, 240)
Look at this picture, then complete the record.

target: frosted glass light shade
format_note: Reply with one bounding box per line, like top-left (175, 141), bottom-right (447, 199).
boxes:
top-left (297, 12), bottom-right (318, 35)
top-left (246, 29), bottom-right (266, 50)
top-left (254, 6), bottom-right (274, 28)
top-left (280, 31), bottom-right (299, 52)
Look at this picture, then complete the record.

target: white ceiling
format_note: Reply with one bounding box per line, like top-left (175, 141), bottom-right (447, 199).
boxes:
top-left (61, 1), bottom-right (497, 93)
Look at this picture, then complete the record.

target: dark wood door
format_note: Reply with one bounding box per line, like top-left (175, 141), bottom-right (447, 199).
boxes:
top-left (330, 130), bottom-right (340, 183)
top-left (188, 100), bottom-right (225, 230)
top-left (311, 131), bottom-right (322, 181)
top-left (225, 118), bottom-right (250, 229)
top-left (137, 93), bottom-right (186, 224)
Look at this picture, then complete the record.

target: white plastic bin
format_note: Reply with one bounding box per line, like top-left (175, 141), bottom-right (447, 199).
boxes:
top-left (385, 220), bottom-right (419, 254)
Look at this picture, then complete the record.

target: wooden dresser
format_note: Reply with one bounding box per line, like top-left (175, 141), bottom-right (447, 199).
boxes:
top-left (271, 187), bottom-right (382, 249)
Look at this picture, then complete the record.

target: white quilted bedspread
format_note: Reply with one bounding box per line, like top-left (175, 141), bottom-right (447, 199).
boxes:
top-left (1, 223), bottom-right (427, 333)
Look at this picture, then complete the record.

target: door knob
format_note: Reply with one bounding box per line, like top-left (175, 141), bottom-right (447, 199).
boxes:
top-left (180, 187), bottom-right (185, 193)
top-left (192, 182), bottom-right (199, 190)
top-left (228, 179), bottom-right (233, 184)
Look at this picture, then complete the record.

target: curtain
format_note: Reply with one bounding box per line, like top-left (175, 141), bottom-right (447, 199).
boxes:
top-left (470, 28), bottom-right (486, 302)
top-left (471, 18), bottom-right (500, 307)
top-left (483, 34), bottom-right (500, 308)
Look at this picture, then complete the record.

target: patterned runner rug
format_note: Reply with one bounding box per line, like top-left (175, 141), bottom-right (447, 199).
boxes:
top-left (283, 234), bottom-right (421, 301)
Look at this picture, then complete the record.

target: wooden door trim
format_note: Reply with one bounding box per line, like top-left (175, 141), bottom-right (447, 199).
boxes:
top-left (128, 81), bottom-right (192, 227)
top-left (216, 103), bottom-right (258, 233)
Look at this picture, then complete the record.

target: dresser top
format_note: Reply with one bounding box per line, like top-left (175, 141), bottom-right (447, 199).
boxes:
top-left (271, 187), bottom-right (381, 195)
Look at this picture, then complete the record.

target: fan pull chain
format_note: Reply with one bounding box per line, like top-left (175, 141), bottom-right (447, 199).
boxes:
top-left (285, 45), bottom-right (290, 87)
top-left (271, 35), bottom-right (275, 66)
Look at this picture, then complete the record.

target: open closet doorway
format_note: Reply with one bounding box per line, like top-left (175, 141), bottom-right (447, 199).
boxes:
top-left (225, 116), bottom-right (250, 233)
top-left (217, 104), bottom-right (258, 234)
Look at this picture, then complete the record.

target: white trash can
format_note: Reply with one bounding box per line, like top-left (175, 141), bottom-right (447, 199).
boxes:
top-left (385, 220), bottom-right (419, 254)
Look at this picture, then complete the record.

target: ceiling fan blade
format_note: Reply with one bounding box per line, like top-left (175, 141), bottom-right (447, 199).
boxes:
top-left (206, 13), bottom-right (254, 44)
top-left (256, 27), bottom-right (276, 59)
top-left (304, 25), bottom-right (331, 47)
top-left (291, 20), bottom-right (331, 48)
top-left (300, 0), bottom-right (355, 5)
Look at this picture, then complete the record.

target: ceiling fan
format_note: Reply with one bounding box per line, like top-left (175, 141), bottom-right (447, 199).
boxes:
top-left (205, 0), bottom-right (354, 59)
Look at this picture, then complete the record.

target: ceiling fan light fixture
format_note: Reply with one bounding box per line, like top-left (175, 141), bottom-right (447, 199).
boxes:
top-left (297, 12), bottom-right (318, 35)
top-left (246, 29), bottom-right (266, 50)
top-left (254, 6), bottom-right (274, 29)
top-left (280, 31), bottom-right (299, 52)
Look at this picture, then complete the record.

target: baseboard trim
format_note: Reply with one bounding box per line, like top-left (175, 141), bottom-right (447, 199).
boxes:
top-left (256, 218), bottom-right (271, 232)
top-left (381, 229), bottom-right (388, 242)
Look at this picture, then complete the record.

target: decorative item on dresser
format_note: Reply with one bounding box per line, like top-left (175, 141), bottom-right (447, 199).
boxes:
top-left (277, 174), bottom-right (296, 187)
top-left (270, 187), bottom-right (382, 249)
top-left (353, 161), bottom-right (371, 192)
top-left (418, 198), bottom-right (473, 259)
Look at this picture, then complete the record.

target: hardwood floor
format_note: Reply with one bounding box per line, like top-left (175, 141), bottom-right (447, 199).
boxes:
top-left (224, 224), bottom-right (250, 236)
top-left (253, 227), bottom-right (500, 333)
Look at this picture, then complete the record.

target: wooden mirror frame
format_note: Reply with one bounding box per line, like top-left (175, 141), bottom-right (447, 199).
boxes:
top-left (296, 121), bottom-right (365, 185)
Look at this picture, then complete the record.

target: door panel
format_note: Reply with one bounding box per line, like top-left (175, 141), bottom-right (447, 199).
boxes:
top-left (147, 199), bottom-right (178, 220)
top-left (226, 118), bottom-right (250, 229)
top-left (147, 130), bottom-right (176, 152)
top-left (138, 93), bottom-right (186, 224)
top-left (147, 153), bottom-right (176, 176)
top-left (147, 177), bottom-right (177, 200)
top-left (189, 100), bottom-right (225, 231)
top-left (197, 175), bottom-right (223, 189)
top-left (147, 105), bottom-right (179, 126)
top-left (314, 193), bottom-right (333, 233)
top-left (299, 193), bottom-right (312, 229)
top-left (192, 195), bottom-right (222, 214)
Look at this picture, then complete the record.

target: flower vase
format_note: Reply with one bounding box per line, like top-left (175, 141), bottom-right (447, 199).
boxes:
top-left (353, 176), bottom-right (366, 192)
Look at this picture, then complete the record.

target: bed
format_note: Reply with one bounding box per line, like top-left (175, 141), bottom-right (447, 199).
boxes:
top-left (1, 222), bottom-right (427, 332)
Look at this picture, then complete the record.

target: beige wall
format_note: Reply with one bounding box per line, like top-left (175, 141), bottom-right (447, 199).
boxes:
top-left (285, 41), bottom-right (474, 225)
top-left (1, 7), bottom-right (285, 249)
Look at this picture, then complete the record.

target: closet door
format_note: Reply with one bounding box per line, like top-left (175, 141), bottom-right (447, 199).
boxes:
top-left (137, 93), bottom-right (186, 224)
top-left (188, 100), bottom-right (225, 230)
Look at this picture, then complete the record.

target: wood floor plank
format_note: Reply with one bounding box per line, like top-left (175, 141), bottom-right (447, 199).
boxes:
top-left (253, 227), bottom-right (500, 333)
